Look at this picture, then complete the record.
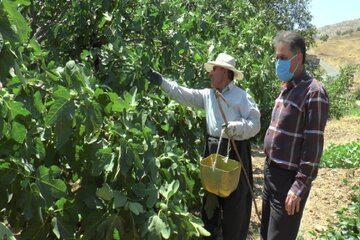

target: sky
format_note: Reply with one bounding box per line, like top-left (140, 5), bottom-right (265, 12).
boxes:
top-left (309, 0), bottom-right (360, 27)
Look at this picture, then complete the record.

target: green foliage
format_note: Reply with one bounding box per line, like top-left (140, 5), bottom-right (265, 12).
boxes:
top-left (347, 105), bottom-right (360, 117)
top-left (0, 0), bottom-right (316, 239)
top-left (0, 222), bottom-right (15, 240)
top-left (341, 29), bottom-right (354, 36)
top-left (320, 142), bottom-right (360, 168)
top-left (322, 65), bottom-right (357, 119)
top-left (320, 34), bottom-right (329, 42)
top-left (311, 186), bottom-right (360, 239)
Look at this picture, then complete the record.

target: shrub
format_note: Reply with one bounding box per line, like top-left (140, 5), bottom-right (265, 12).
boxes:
top-left (320, 142), bottom-right (360, 168)
top-left (341, 29), bottom-right (354, 35)
top-left (336, 30), bottom-right (341, 36)
top-left (320, 34), bottom-right (329, 42)
top-left (322, 65), bottom-right (357, 119)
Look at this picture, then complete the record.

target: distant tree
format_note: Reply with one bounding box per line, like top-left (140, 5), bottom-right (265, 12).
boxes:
top-left (336, 30), bottom-right (341, 36)
top-left (357, 27), bottom-right (360, 31)
top-left (320, 34), bottom-right (329, 41)
top-left (342, 29), bottom-right (354, 35)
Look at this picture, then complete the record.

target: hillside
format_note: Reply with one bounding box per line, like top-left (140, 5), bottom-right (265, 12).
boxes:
top-left (309, 28), bottom-right (360, 91)
top-left (310, 31), bottom-right (360, 67)
top-left (315, 18), bottom-right (360, 38)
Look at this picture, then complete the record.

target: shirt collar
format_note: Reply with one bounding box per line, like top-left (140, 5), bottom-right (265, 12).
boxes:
top-left (220, 81), bottom-right (235, 94)
top-left (284, 70), bottom-right (310, 89)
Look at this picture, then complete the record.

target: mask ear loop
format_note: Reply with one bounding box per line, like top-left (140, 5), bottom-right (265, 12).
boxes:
top-left (291, 53), bottom-right (300, 74)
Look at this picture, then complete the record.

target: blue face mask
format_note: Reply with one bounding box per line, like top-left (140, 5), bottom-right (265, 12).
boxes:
top-left (275, 55), bottom-right (298, 82)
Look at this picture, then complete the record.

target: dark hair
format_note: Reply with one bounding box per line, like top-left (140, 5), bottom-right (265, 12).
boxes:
top-left (273, 31), bottom-right (306, 64)
top-left (227, 70), bottom-right (234, 81)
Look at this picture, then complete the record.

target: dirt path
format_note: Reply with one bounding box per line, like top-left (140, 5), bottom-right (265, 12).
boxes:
top-left (249, 115), bottom-right (360, 239)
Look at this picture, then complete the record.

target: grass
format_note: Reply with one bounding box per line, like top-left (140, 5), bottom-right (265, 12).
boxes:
top-left (347, 104), bottom-right (360, 117)
top-left (310, 186), bottom-right (360, 240)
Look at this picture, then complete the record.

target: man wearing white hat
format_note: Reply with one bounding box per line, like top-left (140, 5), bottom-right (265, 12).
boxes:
top-left (146, 53), bottom-right (261, 240)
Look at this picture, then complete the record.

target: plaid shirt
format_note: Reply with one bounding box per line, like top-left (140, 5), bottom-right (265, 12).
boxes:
top-left (264, 71), bottom-right (329, 198)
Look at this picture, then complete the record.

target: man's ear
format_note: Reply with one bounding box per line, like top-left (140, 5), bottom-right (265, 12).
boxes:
top-left (297, 52), bottom-right (304, 64)
top-left (223, 68), bottom-right (228, 76)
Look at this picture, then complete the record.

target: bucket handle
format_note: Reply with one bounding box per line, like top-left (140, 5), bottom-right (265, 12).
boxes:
top-left (211, 128), bottom-right (231, 170)
top-left (214, 90), bottom-right (261, 222)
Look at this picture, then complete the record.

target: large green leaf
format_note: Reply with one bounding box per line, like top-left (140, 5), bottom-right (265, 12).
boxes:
top-left (9, 101), bottom-right (31, 120)
top-left (0, 160), bottom-right (17, 185)
top-left (108, 92), bottom-right (126, 113)
top-left (189, 214), bottom-right (211, 237)
top-left (63, 60), bottom-right (95, 91)
top-left (148, 215), bottom-right (170, 239)
top-left (82, 212), bottom-right (106, 240)
top-left (123, 87), bottom-right (138, 109)
top-left (0, 31), bottom-right (2, 53)
top-left (96, 214), bottom-right (123, 240)
top-left (34, 136), bottom-right (46, 160)
top-left (0, 185), bottom-right (9, 211)
top-left (91, 147), bottom-right (114, 176)
top-left (0, 222), bottom-right (16, 240)
top-left (17, 183), bottom-right (35, 221)
top-left (52, 215), bottom-right (76, 240)
top-left (54, 101), bottom-right (75, 150)
top-left (159, 180), bottom-right (179, 201)
top-left (45, 86), bottom-right (71, 126)
top-left (96, 183), bottom-right (113, 201)
top-left (0, 45), bottom-right (16, 83)
top-left (11, 121), bottom-right (27, 143)
top-left (127, 201), bottom-right (144, 216)
top-left (36, 165), bottom-right (67, 205)
top-left (84, 101), bottom-right (103, 143)
top-left (33, 91), bottom-right (45, 115)
top-left (131, 183), bottom-right (158, 208)
top-left (113, 191), bottom-right (127, 209)
top-left (0, 0), bottom-right (31, 43)
top-left (12, 62), bottom-right (26, 85)
top-left (2, 0), bottom-right (30, 43)
top-left (20, 217), bottom-right (50, 240)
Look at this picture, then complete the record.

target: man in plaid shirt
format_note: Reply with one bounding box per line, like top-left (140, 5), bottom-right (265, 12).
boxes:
top-left (260, 31), bottom-right (329, 240)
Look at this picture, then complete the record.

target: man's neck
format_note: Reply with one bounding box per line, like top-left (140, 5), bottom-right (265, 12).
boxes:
top-left (293, 65), bottom-right (304, 81)
top-left (218, 79), bottom-right (232, 92)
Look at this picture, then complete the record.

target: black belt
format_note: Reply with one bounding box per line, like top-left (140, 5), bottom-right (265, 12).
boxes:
top-left (265, 157), bottom-right (295, 172)
top-left (207, 135), bottom-right (245, 143)
top-left (265, 157), bottom-right (278, 167)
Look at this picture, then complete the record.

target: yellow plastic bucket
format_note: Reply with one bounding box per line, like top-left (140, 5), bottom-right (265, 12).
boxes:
top-left (200, 153), bottom-right (241, 197)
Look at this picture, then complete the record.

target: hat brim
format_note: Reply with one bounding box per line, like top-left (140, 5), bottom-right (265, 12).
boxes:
top-left (204, 61), bottom-right (244, 80)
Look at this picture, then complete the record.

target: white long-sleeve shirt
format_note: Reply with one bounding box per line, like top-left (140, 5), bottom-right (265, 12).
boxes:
top-left (160, 79), bottom-right (261, 141)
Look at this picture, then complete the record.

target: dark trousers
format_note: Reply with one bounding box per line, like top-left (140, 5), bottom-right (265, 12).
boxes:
top-left (260, 161), bottom-right (309, 240)
top-left (201, 136), bottom-right (253, 240)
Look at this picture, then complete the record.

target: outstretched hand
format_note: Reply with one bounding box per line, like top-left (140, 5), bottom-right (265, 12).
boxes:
top-left (146, 68), bottom-right (163, 86)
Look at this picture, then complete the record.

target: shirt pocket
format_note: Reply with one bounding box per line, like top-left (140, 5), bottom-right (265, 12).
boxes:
top-left (275, 99), bottom-right (304, 133)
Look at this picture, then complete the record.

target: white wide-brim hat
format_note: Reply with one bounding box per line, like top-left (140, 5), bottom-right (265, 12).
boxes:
top-left (204, 53), bottom-right (244, 80)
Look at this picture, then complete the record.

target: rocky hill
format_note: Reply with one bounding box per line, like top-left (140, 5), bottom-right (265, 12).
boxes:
top-left (315, 18), bottom-right (360, 38)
